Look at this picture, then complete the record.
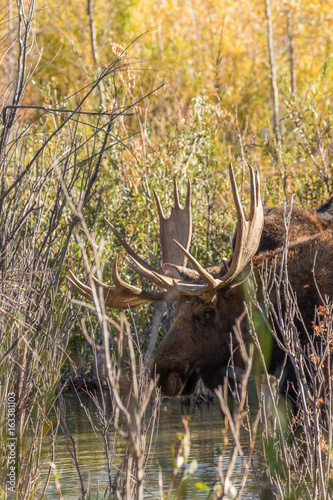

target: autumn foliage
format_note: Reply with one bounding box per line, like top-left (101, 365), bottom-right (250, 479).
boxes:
top-left (1, 0), bottom-right (333, 498)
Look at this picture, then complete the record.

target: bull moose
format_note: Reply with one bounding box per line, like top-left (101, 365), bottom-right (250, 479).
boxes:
top-left (67, 166), bottom-right (333, 399)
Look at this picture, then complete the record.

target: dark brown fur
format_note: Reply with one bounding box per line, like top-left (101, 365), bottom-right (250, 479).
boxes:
top-left (153, 231), bottom-right (333, 398)
top-left (258, 205), bottom-right (323, 252)
top-left (248, 198), bottom-right (333, 254)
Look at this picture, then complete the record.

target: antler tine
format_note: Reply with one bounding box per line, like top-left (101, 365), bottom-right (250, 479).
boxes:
top-left (173, 179), bottom-right (180, 209)
top-left (215, 164), bottom-right (263, 289)
top-left (153, 189), bottom-right (166, 221)
top-left (248, 163), bottom-right (257, 219)
top-left (155, 180), bottom-right (192, 267)
top-left (126, 257), bottom-right (174, 289)
top-left (67, 271), bottom-right (96, 302)
top-left (67, 258), bottom-right (170, 309)
top-left (174, 279), bottom-right (212, 296)
top-left (185, 180), bottom-right (191, 211)
top-left (229, 163), bottom-right (246, 228)
top-left (105, 216), bottom-right (178, 289)
top-left (111, 254), bottom-right (139, 291)
top-left (104, 218), bottom-right (156, 273)
top-left (173, 240), bottom-right (216, 288)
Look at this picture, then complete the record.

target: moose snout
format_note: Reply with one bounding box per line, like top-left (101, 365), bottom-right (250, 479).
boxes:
top-left (159, 370), bottom-right (184, 397)
top-left (151, 357), bottom-right (194, 397)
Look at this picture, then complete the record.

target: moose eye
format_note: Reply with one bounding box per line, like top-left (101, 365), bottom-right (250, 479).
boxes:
top-left (203, 309), bottom-right (215, 323)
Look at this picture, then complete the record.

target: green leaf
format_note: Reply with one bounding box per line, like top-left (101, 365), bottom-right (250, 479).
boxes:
top-left (195, 482), bottom-right (210, 493)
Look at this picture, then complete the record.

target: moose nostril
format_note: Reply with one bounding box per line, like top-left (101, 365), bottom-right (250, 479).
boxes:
top-left (163, 371), bottom-right (183, 397)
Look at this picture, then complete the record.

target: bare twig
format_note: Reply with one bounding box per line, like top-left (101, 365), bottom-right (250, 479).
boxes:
top-left (265, 0), bottom-right (282, 150)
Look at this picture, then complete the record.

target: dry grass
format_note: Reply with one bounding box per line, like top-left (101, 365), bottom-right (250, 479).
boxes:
top-left (1, 1), bottom-right (333, 499)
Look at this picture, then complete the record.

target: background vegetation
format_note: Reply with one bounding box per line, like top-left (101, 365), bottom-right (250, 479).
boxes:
top-left (0, 0), bottom-right (333, 498)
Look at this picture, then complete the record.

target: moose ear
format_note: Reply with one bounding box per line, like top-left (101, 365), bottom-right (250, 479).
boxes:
top-left (163, 264), bottom-right (200, 282)
top-left (207, 258), bottom-right (230, 278)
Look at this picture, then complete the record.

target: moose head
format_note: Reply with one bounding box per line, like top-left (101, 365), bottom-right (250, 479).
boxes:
top-left (67, 165), bottom-right (266, 396)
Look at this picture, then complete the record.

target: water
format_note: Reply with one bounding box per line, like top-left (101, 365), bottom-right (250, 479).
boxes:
top-left (38, 394), bottom-right (260, 499)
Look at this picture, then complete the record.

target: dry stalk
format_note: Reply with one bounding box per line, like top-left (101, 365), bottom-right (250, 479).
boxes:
top-left (0, 2), bottom-right (150, 497)
top-left (213, 319), bottom-right (260, 499)
top-left (65, 205), bottom-right (160, 499)
top-left (264, 0), bottom-right (282, 150)
top-left (248, 205), bottom-right (333, 498)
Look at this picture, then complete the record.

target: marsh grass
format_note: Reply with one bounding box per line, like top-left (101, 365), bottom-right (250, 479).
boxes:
top-left (0, 3), bottom-right (160, 498)
top-left (1, 1), bottom-right (333, 499)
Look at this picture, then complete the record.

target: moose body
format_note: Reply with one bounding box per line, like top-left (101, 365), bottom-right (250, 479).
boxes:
top-left (247, 200), bottom-right (333, 255)
top-left (153, 230), bottom-right (333, 397)
top-left (68, 166), bottom-right (333, 400)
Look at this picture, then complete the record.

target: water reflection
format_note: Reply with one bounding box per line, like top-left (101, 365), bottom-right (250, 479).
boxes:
top-left (39, 394), bottom-right (259, 499)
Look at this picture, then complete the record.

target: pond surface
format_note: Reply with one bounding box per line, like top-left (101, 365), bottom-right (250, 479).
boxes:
top-left (38, 394), bottom-right (260, 499)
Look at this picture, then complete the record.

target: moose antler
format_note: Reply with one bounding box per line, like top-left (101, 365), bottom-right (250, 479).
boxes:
top-left (67, 256), bottom-right (174, 309)
top-left (67, 166), bottom-right (263, 308)
top-left (154, 180), bottom-right (192, 267)
top-left (103, 179), bottom-right (191, 283)
top-left (67, 182), bottom-right (192, 308)
top-left (172, 164), bottom-right (263, 295)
